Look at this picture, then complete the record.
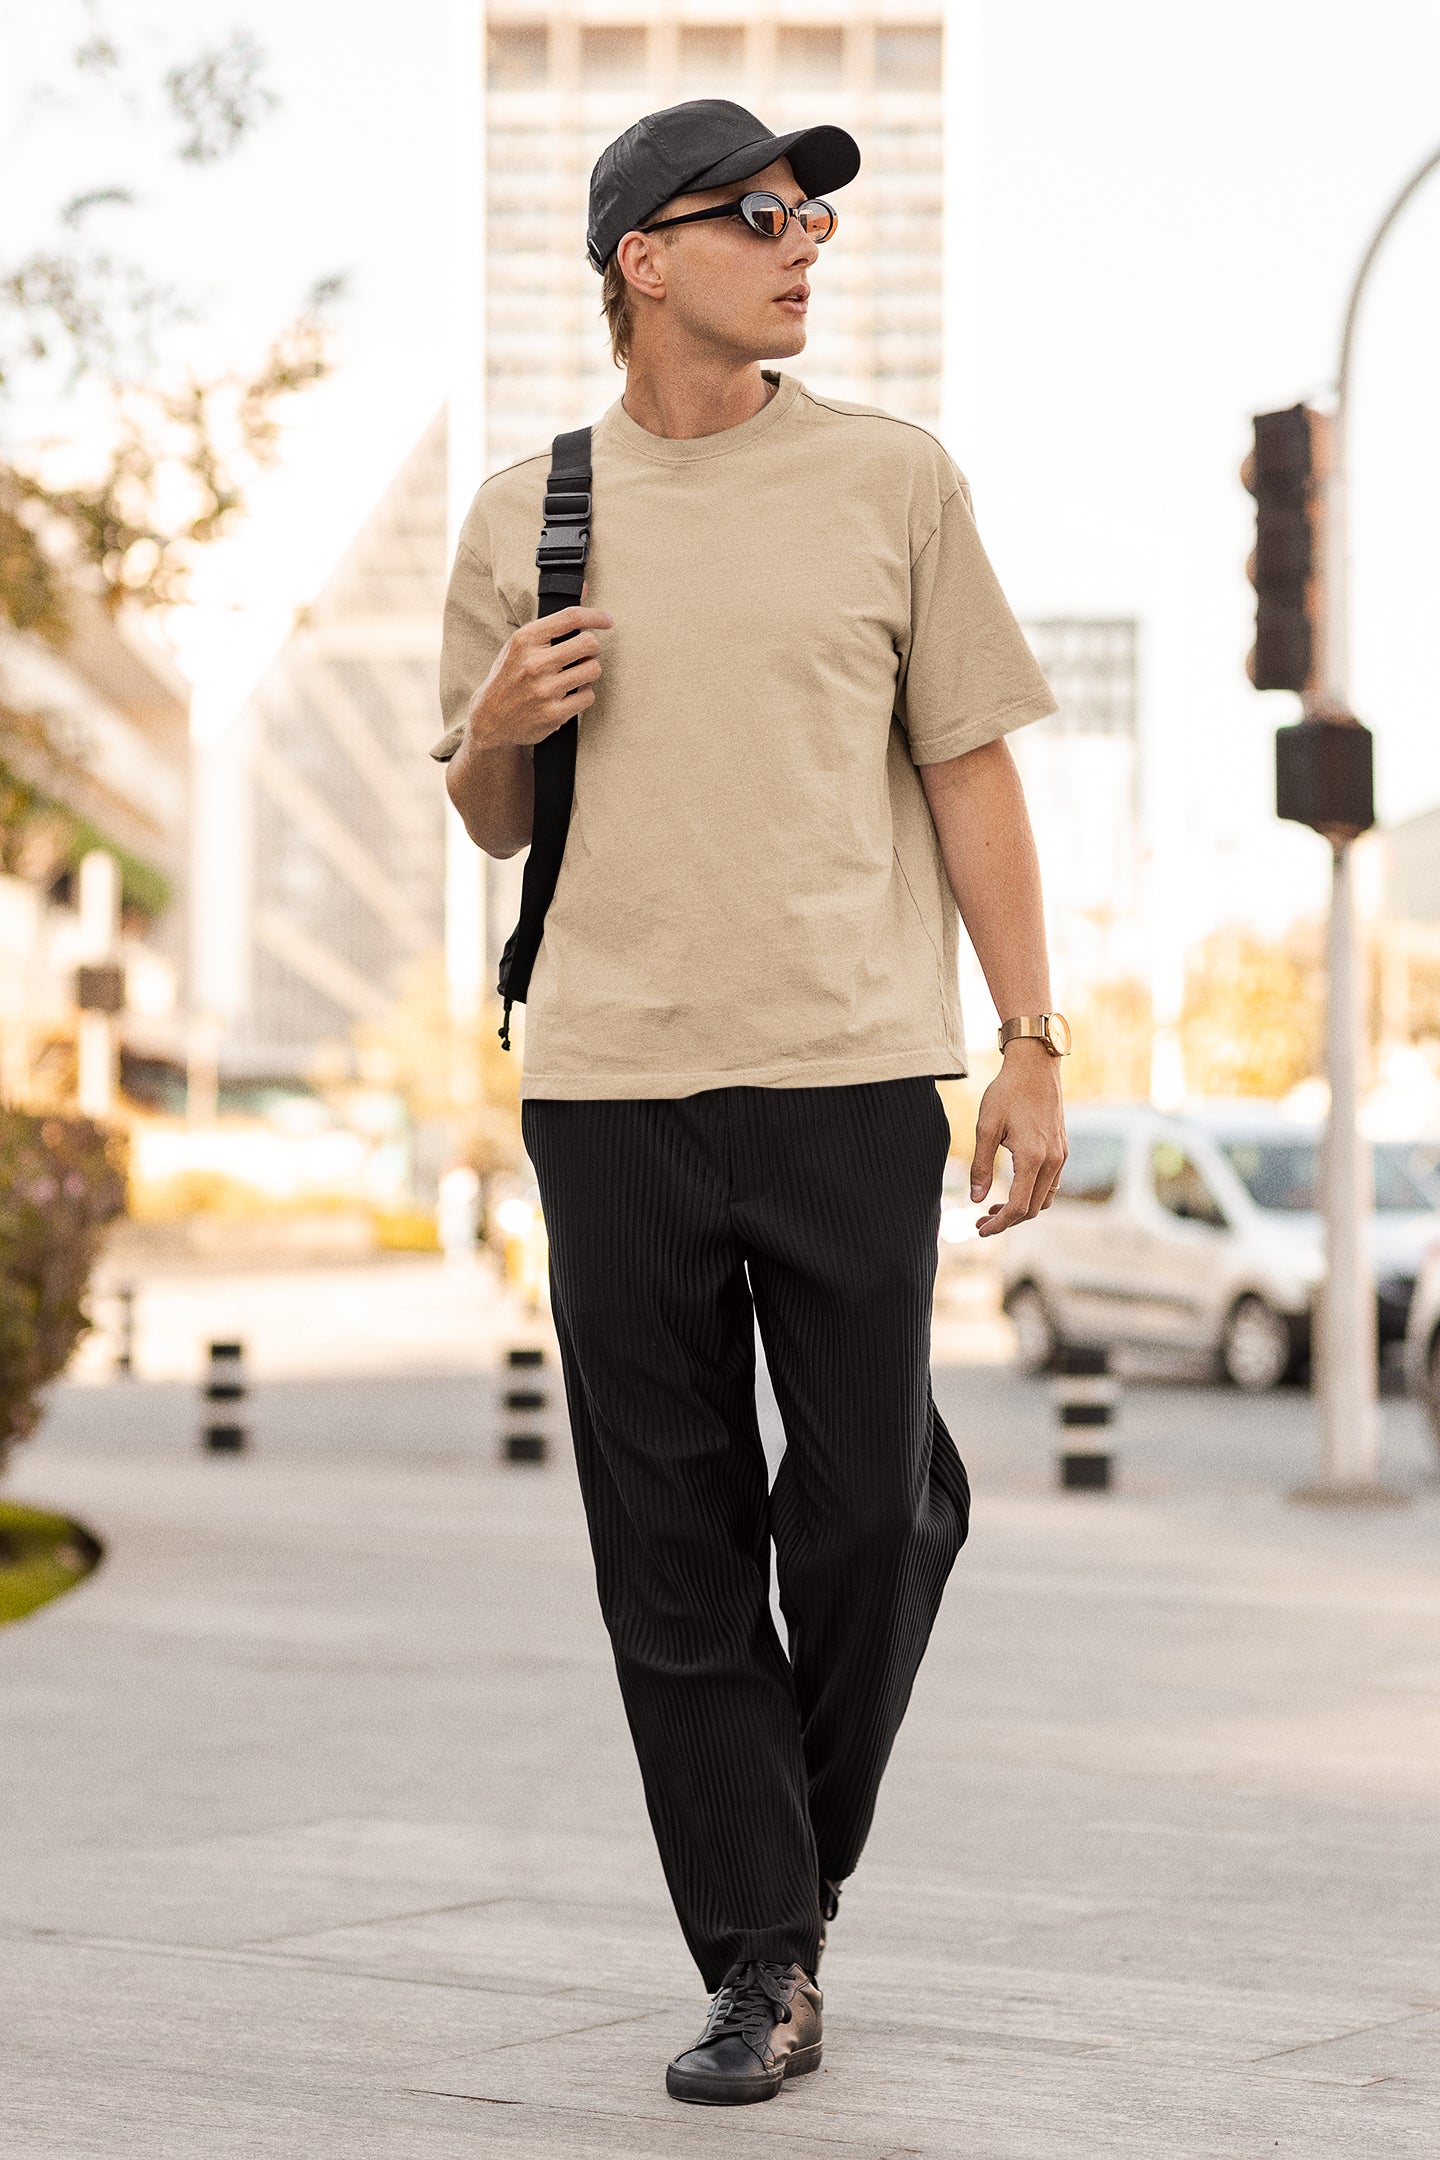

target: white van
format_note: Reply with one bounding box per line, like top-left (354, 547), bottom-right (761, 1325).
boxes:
top-left (998, 1104), bottom-right (1440, 1391)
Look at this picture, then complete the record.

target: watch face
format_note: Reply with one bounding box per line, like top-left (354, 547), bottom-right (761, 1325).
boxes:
top-left (1046, 1012), bottom-right (1073, 1056)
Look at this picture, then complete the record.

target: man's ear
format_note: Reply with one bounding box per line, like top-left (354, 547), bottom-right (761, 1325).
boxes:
top-left (615, 229), bottom-right (667, 302)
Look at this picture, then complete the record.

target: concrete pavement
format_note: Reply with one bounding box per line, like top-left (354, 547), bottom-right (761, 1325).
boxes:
top-left (2, 1351), bottom-right (1438, 2157)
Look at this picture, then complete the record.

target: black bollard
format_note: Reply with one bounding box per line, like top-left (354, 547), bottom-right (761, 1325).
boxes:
top-left (203, 1341), bottom-right (248, 1452)
top-left (1053, 1344), bottom-right (1117, 1491)
top-left (502, 1345), bottom-right (550, 1463)
top-left (115, 1284), bottom-right (136, 1377)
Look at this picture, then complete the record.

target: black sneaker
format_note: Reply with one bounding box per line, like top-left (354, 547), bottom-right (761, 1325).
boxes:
top-left (665, 1959), bottom-right (822, 2105)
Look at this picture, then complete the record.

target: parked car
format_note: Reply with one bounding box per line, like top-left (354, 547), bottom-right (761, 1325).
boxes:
top-left (1404, 1243), bottom-right (1440, 1459)
top-left (999, 1103), bottom-right (1440, 1391)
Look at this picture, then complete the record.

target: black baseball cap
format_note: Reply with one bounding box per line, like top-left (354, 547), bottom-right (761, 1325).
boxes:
top-left (586, 99), bottom-right (861, 273)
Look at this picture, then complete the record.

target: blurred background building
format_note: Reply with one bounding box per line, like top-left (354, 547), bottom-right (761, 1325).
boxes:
top-left (1382, 804), bottom-right (1440, 930)
top-left (0, 590), bottom-right (189, 1106)
top-left (1374, 804), bottom-right (1440, 1117)
top-left (215, 414), bottom-right (448, 1078)
top-left (1011, 618), bottom-right (1142, 1001)
top-left (483, 4), bottom-right (945, 464)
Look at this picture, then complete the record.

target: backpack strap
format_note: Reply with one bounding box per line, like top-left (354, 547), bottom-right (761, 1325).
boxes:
top-left (495, 425), bottom-right (592, 1050)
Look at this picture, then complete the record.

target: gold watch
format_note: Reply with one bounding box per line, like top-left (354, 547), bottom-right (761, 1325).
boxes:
top-left (997, 1012), bottom-right (1072, 1058)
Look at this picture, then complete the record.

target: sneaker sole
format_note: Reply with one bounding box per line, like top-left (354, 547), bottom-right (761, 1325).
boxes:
top-left (665, 2041), bottom-right (823, 2106)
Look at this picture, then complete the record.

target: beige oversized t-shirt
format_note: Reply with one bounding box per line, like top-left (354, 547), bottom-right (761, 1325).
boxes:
top-left (434, 371), bottom-right (1057, 1100)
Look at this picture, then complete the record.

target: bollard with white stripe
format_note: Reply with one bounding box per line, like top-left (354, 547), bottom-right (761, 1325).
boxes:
top-left (1052, 1344), bottom-right (1117, 1491)
top-left (202, 1341), bottom-right (249, 1453)
top-left (114, 1284), bottom-right (136, 1377)
top-left (502, 1345), bottom-right (552, 1463)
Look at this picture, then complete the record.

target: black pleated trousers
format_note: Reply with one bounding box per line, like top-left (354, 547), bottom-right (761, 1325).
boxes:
top-left (521, 1076), bottom-right (969, 1990)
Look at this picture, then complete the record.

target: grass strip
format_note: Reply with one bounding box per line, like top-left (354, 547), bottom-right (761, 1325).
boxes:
top-left (0, 1499), bottom-right (103, 1625)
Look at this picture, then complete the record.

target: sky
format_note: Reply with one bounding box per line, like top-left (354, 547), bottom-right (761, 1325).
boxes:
top-left (4, 0), bottom-right (1440, 964)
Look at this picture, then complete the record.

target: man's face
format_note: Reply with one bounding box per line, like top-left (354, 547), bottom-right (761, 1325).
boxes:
top-left (626, 156), bottom-right (821, 363)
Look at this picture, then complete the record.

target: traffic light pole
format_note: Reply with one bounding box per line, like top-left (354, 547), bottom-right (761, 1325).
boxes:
top-left (1308, 140), bottom-right (1440, 1500)
top-left (1313, 839), bottom-right (1375, 1493)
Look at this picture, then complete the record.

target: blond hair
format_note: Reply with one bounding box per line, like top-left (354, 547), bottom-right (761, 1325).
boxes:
top-left (600, 257), bottom-right (633, 369)
top-left (600, 221), bottom-right (679, 368)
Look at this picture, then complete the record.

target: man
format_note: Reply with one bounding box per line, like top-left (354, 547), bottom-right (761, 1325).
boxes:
top-left (435, 99), bottom-right (1068, 2107)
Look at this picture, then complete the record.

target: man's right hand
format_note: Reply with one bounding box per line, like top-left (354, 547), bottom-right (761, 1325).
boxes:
top-left (466, 605), bottom-right (614, 752)
top-left (447, 603), bottom-right (613, 856)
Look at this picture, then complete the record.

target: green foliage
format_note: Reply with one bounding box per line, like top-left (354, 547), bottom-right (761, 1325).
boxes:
top-left (0, 12), bottom-right (338, 635)
top-left (0, 494), bottom-right (69, 644)
top-left (1051, 933), bottom-right (1329, 1106)
top-left (1182, 924), bottom-right (1325, 1099)
top-left (0, 1112), bottom-right (128, 1451)
top-left (166, 31), bottom-right (278, 165)
top-left (0, 749), bottom-right (172, 919)
top-left (0, 748), bottom-right (73, 887)
top-left (58, 810), bottom-right (172, 920)
top-left (1, 306), bottom-right (334, 622)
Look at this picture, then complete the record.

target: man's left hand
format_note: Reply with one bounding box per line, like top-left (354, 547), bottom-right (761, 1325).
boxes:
top-left (969, 1042), bottom-right (1067, 1237)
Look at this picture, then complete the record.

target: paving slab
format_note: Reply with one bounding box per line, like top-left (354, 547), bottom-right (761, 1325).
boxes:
top-left (3, 1357), bottom-right (1438, 2157)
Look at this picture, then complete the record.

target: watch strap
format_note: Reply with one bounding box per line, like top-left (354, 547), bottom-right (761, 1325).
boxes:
top-left (999, 1015), bottom-right (1047, 1049)
top-left (997, 1013), bottom-right (1069, 1056)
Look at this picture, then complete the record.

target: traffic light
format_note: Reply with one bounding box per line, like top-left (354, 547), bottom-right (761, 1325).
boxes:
top-left (1241, 404), bottom-right (1330, 695)
top-left (1242, 404), bottom-right (1373, 838)
top-left (1275, 716), bottom-right (1373, 839)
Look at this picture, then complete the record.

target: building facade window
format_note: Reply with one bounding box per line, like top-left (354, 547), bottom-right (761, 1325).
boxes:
top-left (488, 23), bottom-right (549, 88)
top-left (777, 26), bottom-right (845, 88)
top-left (678, 25), bottom-right (746, 88)
top-left (580, 25), bottom-right (647, 86)
top-left (874, 25), bottom-right (942, 87)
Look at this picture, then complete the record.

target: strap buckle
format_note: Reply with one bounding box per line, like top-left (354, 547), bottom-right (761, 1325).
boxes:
top-left (535, 526), bottom-right (589, 567)
top-left (536, 482), bottom-right (591, 564)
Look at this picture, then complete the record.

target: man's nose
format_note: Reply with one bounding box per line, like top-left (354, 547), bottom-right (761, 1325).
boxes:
top-left (783, 221), bottom-right (820, 269)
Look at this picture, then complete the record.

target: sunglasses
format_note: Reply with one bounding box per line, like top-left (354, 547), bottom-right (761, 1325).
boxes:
top-left (640, 190), bottom-right (839, 244)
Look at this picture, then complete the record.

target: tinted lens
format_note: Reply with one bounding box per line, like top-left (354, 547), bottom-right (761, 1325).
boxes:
top-left (742, 193), bottom-right (790, 237)
top-left (797, 200), bottom-right (837, 241)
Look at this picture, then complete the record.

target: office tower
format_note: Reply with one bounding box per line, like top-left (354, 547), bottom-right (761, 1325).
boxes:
top-left (483, 8), bottom-right (944, 472)
top-left (220, 415), bottom-right (449, 1072)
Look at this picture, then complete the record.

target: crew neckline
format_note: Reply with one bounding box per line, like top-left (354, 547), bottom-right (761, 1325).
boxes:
top-left (600, 370), bottom-right (801, 464)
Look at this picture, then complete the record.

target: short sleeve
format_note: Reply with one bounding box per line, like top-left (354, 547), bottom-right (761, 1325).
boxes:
top-left (430, 511), bottom-right (517, 763)
top-left (896, 479), bottom-right (1058, 766)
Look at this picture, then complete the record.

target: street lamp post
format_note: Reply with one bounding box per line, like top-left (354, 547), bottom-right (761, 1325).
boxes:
top-left (1308, 141), bottom-right (1440, 1499)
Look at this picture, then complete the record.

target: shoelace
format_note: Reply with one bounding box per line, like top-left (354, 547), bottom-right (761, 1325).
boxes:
top-left (702, 1961), bottom-right (795, 2044)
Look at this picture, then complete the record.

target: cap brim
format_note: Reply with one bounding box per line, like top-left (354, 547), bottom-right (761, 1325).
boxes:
top-left (683, 122), bottom-right (861, 202)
